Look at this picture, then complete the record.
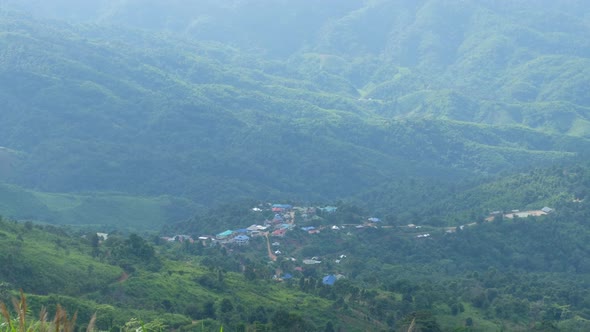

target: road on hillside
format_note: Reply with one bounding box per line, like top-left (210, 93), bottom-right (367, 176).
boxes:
top-left (265, 232), bottom-right (277, 261)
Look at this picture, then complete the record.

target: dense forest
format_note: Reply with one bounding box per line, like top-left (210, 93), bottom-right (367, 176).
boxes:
top-left (0, 1), bottom-right (589, 212)
top-left (0, 0), bottom-right (589, 331)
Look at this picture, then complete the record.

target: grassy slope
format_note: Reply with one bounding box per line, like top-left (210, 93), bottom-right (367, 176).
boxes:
top-left (0, 183), bottom-right (199, 230)
top-left (0, 219), bottom-right (122, 295)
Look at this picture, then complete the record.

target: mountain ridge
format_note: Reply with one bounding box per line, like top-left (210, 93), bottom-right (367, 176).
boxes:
top-left (0, 2), bottom-right (588, 214)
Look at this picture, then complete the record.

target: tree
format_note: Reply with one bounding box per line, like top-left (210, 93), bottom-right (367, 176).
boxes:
top-left (90, 233), bottom-right (100, 257)
top-left (324, 321), bottom-right (335, 332)
top-left (220, 298), bottom-right (234, 314)
top-left (271, 309), bottom-right (313, 332)
top-left (399, 311), bottom-right (442, 332)
top-left (203, 301), bottom-right (216, 319)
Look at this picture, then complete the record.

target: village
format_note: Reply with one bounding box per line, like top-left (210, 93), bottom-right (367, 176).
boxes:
top-left (158, 203), bottom-right (555, 285)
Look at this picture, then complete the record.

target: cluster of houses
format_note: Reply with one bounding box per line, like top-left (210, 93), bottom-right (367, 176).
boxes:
top-left (161, 203), bottom-right (390, 248)
top-left (161, 204), bottom-right (555, 248)
top-left (160, 203), bottom-right (350, 286)
top-left (204, 204), bottom-right (297, 246)
top-left (160, 204), bottom-right (298, 246)
top-left (486, 206), bottom-right (554, 221)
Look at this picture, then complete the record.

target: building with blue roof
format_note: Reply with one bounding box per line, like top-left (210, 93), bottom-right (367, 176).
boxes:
top-left (320, 206), bottom-right (338, 213)
top-left (322, 274), bottom-right (337, 286)
top-left (216, 230), bottom-right (234, 240)
top-left (234, 235), bottom-right (250, 245)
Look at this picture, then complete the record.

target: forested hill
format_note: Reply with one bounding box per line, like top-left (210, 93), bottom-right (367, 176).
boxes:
top-left (4, 0), bottom-right (590, 113)
top-left (0, 1), bottom-right (589, 209)
top-left (1, 164), bottom-right (590, 331)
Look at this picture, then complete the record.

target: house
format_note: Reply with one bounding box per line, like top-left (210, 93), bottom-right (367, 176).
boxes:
top-left (272, 204), bottom-right (293, 213)
top-left (294, 267), bottom-right (304, 272)
top-left (96, 233), bottom-right (109, 241)
top-left (320, 206), bottom-right (337, 213)
top-left (301, 226), bottom-right (315, 232)
top-left (331, 225), bottom-right (340, 230)
top-left (541, 207), bottom-right (554, 214)
top-left (308, 229), bottom-right (320, 234)
top-left (234, 235), bottom-right (250, 245)
top-left (216, 230), bottom-right (234, 240)
top-left (272, 242), bottom-right (280, 246)
top-left (272, 204), bottom-right (293, 210)
top-left (367, 217), bottom-right (381, 223)
top-left (302, 259), bottom-right (321, 265)
top-left (322, 275), bottom-right (337, 286)
top-left (272, 229), bottom-right (287, 237)
top-left (282, 273), bottom-right (293, 280)
top-left (174, 235), bottom-right (194, 243)
top-left (249, 224), bottom-right (268, 232)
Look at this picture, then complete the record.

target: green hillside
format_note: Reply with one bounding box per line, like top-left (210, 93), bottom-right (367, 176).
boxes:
top-left (0, 163), bottom-right (588, 330)
top-left (1, 1), bottom-right (590, 331)
top-left (0, 183), bottom-right (197, 230)
top-left (167, 163), bottom-right (590, 331)
top-left (0, 6), bottom-right (588, 210)
top-left (0, 215), bottom-right (385, 331)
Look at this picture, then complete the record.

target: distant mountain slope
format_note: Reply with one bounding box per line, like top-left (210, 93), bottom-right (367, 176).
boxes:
top-left (0, 5), bottom-right (588, 208)
top-left (0, 182), bottom-right (197, 230)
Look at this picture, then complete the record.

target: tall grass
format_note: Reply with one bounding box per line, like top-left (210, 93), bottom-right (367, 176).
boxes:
top-left (0, 291), bottom-right (94, 332)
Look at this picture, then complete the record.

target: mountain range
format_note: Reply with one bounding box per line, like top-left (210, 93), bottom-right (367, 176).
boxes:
top-left (0, 0), bottom-right (588, 225)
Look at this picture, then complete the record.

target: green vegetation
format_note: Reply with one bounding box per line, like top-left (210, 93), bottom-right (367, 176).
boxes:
top-left (0, 164), bottom-right (589, 330)
top-left (0, 1), bottom-right (589, 330)
top-left (0, 183), bottom-right (197, 230)
top-left (0, 2), bottom-right (589, 214)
